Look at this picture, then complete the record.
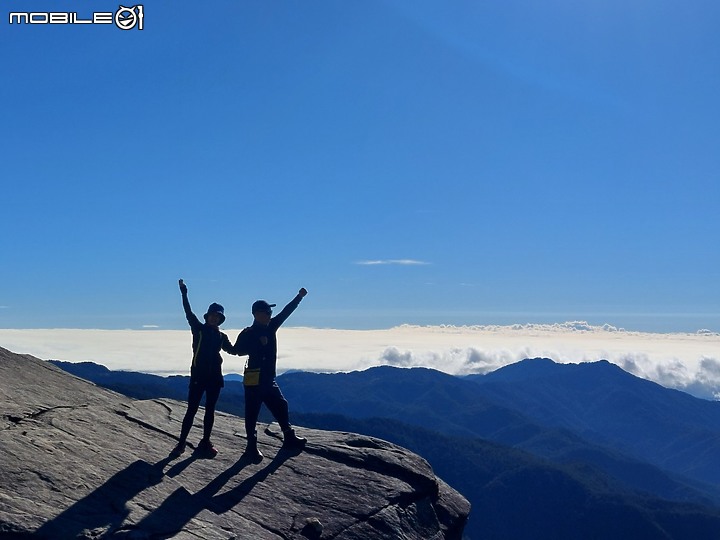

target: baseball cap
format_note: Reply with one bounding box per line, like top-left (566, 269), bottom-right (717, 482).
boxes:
top-left (251, 300), bottom-right (276, 314)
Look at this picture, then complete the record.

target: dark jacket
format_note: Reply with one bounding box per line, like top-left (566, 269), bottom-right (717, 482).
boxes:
top-left (234, 294), bottom-right (302, 386)
top-left (182, 292), bottom-right (234, 388)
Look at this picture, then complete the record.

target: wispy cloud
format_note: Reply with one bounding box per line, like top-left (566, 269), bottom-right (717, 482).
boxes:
top-left (355, 259), bottom-right (430, 266)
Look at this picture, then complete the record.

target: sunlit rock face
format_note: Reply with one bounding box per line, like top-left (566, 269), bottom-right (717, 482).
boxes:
top-left (0, 346), bottom-right (469, 539)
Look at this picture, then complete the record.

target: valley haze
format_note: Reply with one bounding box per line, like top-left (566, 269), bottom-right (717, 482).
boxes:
top-left (2, 321), bottom-right (719, 400)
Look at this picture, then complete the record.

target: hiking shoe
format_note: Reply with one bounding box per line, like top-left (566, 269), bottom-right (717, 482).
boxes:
top-left (242, 444), bottom-right (264, 463)
top-left (243, 431), bottom-right (264, 463)
top-left (283, 429), bottom-right (307, 449)
top-left (170, 441), bottom-right (186, 458)
top-left (197, 439), bottom-right (218, 458)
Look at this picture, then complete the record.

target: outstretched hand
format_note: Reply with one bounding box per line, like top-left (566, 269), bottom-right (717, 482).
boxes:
top-left (179, 279), bottom-right (188, 294)
top-left (298, 287), bottom-right (308, 298)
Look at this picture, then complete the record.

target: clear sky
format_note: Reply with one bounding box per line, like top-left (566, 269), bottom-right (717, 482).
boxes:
top-left (2, 0), bottom-right (719, 332)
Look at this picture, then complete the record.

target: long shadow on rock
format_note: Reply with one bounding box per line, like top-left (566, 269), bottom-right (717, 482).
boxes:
top-left (33, 457), bottom-right (173, 540)
top-left (129, 447), bottom-right (301, 537)
top-left (210, 446), bottom-right (302, 515)
top-left (164, 452), bottom-right (200, 478)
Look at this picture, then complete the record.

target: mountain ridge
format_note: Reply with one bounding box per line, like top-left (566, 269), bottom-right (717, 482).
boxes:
top-left (470, 357), bottom-right (720, 485)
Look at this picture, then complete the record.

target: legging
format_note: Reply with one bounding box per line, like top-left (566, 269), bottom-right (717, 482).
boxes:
top-left (179, 381), bottom-right (221, 443)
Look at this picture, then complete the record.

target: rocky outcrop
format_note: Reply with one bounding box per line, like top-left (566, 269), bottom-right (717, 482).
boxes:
top-left (0, 347), bottom-right (469, 539)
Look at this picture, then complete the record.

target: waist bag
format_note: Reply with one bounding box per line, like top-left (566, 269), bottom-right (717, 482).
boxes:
top-left (244, 367), bottom-right (261, 387)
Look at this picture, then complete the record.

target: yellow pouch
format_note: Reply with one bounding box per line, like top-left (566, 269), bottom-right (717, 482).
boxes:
top-left (244, 367), bottom-right (261, 387)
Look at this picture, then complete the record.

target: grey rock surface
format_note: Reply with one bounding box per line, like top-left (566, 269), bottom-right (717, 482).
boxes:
top-left (0, 347), bottom-right (469, 539)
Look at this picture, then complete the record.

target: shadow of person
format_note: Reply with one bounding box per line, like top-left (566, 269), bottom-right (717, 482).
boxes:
top-left (164, 453), bottom-right (199, 478)
top-left (132, 446), bottom-right (301, 536)
top-left (33, 456), bottom-right (173, 540)
top-left (210, 445), bottom-right (302, 514)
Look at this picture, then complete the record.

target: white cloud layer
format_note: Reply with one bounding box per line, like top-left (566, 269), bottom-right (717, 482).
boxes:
top-left (1, 322), bottom-right (719, 399)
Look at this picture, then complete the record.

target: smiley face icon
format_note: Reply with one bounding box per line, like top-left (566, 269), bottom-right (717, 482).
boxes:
top-left (115, 5), bottom-right (144, 30)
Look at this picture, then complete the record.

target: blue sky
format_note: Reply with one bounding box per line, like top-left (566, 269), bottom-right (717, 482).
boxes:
top-left (2, 0), bottom-right (719, 332)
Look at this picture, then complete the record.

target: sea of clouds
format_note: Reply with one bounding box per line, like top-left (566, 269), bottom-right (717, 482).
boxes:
top-left (1, 322), bottom-right (719, 399)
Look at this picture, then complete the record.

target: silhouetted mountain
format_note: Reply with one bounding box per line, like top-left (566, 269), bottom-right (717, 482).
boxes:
top-left (51, 361), bottom-right (248, 418)
top-left (468, 358), bottom-right (720, 486)
top-left (279, 366), bottom-right (544, 441)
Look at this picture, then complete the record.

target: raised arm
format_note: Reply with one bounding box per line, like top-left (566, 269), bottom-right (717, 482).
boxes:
top-left (179, 279), bottom-right (201, 328)
top-left (272, 287), bottom-right (307, 328)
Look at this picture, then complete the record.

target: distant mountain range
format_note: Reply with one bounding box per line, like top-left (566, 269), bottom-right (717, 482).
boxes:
top-left (52, 358), bottom-right (720, 540)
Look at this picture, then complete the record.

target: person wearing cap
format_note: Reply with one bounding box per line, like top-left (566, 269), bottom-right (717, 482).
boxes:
top-left (170, 279), bottom-right (237, 458)
top-left (234, 287), bottom-right (308, 461)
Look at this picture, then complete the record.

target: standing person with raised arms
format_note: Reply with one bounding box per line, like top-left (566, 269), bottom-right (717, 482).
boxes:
top-left (170, 279), bottom-right (237, 458)
top-left (234, 287), bottom-right (308, 462)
